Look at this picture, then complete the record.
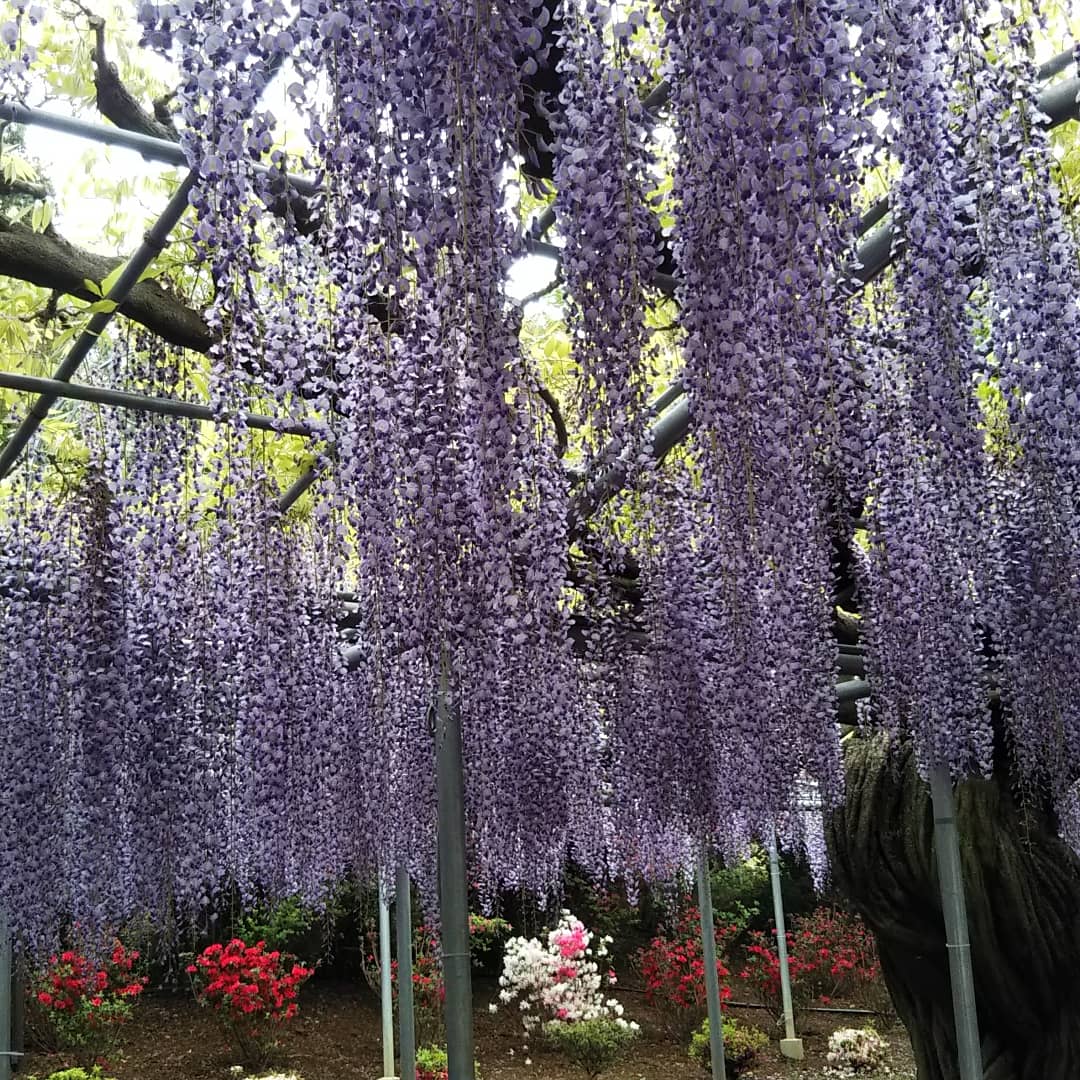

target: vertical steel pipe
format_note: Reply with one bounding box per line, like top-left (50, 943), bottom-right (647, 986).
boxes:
top-left (0, 916), bottom-right (11, 1080)
top-left (767, 831), bottom-right (797, 1042)
top-left (380, 883), bottom-right (395, 1077)
top-left (929, 766), bottom-right (982, 1080)
top-left (696, 847), bottom-right (727, 1080)
top-left (436, 651), bottom-right (475, 1079)
top-left (396, 865), bottom-right (416, 1080)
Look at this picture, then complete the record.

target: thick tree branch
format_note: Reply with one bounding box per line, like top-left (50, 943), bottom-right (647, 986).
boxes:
top-left (89, 15), bottom-right (177, 142)
top-left (0, 175), bottom-right (49, 201)
top-left (0, 217), bottom-right (214, 352)
top-left (86, 12), bottom-right (320, 235)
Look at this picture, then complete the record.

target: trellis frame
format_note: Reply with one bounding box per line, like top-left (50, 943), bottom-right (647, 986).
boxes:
top-left (0, 43), bottom-right (1077, 1080)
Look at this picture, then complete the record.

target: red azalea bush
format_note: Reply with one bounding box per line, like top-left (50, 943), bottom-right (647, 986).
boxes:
top-left (738, 907), bottom-right (888, 1017)
top-left (364, 923), bottom-right (446, 1044)
top-left (394, 928), bottom-right (446, 1044)
top-left (636, 906), bottom-right (736, 1035)
top-left (186, 938), bottom-right (313, 1066)
top-left (30, 942), bottom-right (147, 1065)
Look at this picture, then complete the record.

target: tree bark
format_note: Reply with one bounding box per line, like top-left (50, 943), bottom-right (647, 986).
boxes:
top-left (0, 218), bottom-right (214, 352)
top-left (827, 737), bottom-right (1080, 1080)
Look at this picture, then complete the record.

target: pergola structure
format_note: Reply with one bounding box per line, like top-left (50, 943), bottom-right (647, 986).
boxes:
top-left (0, 23), bottom-right (1078, 1080)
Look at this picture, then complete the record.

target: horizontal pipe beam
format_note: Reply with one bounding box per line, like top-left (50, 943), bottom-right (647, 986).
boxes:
top-left (0, 102), bottom-right (318, 197)
top-left (0, 371), bottom-right (329, 440)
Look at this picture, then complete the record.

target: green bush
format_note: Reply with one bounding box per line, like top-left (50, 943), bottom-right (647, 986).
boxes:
top-left (543, 1018), bottom-right (641, 1079)
top-left (689, 1016), bottom-right (769, 1076)
top-left (233, 895), bottom-right (314, 955)
top-left (710, 847), bottom-right (817, 934)
top-left (415, 1045), bottom-right (449, 1080)
top-left (468, 912), bottom-right (512, 971)
top-left (413, 1045), bottom-right (481, 1080)
top-left (26, 1069), bottom-right (116, 1080)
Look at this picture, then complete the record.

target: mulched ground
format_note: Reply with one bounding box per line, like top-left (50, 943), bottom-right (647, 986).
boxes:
top-left (20, 979), bottom-right (915, 1080)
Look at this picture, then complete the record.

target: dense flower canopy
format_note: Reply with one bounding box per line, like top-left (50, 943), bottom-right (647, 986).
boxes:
top-left (1, 0), bottom-right (1080, 947)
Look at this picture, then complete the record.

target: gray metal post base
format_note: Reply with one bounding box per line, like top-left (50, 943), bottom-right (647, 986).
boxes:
top-left (929, 766), bottom-right (982, 1080)
top-left (696, 847), bottom-right (728, 1080)
top-left (436, 652), bottom-right (475, 1080)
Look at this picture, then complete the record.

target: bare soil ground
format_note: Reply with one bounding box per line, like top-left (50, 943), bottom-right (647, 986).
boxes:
top-left (20, 980), bottom-right (915, 1080)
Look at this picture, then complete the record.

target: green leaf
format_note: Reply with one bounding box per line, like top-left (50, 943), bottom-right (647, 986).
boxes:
top-left (29, 201), bottom-right (53, 234)
top-left (99, 263), bottom-right (125, 297)
top-left (82, 278), bottom-right (103, 298)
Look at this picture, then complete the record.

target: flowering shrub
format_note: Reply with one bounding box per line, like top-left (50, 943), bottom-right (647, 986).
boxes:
top-left (363, 923), bottom-right (446, 1044)
top-left (186, 939), bottom-right (313, 1067)
top-left (393, 931), bottom-right (446, 1045)
top-left (26, 1070), bottom-right (116, 1080)
top-left (738, 907), bottom-right (886, 1017)
top-left (543, 1017), bottom-right (640, 1079)
top-left (30, 943), bottom-right (147, 1064)
top-left (636, 906), bottom-right (736, 1034)
top-left (413, 1045), bottom-right (480, 1080)
top-left (233, 895), bottom-right (314, 956)
top-left (825, 1027), bottom-right (890, 1075)
top-left (496, 912), bottom-right (634, 1034)
top-left (688, 1017), bottom-right (768, 1077)
top-left (415, 1045), bottom-right (448, 1080)
top-left (468, 913), bottom-right (512, 970)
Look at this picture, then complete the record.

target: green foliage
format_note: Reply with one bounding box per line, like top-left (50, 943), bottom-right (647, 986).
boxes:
top-left (26, 1069), bottom-right (116, 1080)
top-left (543, 1018), bottom-right (641, 1079)
top-left (415, 1045), bottom-right (448, 1078)
top-left (710, 848), bottom-right (816, 933)
top-left (688, 1017), bottom-right (768, 1077)
top-left (468, 912), bottom-right (512, 971)
top-left (233, 895), bottom-right (314, 955)
top-left (413, 1045), bottom-right (481, 1080)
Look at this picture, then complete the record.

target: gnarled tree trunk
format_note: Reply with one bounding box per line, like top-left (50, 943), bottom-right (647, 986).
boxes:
top-left (826, 737), bottom-right (1080, 1080)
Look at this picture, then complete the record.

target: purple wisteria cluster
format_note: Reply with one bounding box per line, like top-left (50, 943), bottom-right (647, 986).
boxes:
top-left (652, 0), bottom-right (878, 828)
top-left (0, 0), bottom-right (42, 94)
top-left (854, 1), bottom-right (1080, 804)
top-left (855, 1), bottom-right (996, 776)
top-left (0, 349), bottom-right (363, 947)
top-left (554, 0), bottom-right (658, 460)
top-left (7, 0), bottom-right (1080, 948)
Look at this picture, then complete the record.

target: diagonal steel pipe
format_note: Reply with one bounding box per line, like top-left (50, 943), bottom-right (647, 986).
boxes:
top-left (0, 171), bottom-right (199, 478)
top-left (568, 71), bottom-right (1080, 528)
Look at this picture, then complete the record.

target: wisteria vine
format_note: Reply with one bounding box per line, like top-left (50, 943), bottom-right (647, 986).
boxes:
top-left (2, 0), bottom-right (1080, 950)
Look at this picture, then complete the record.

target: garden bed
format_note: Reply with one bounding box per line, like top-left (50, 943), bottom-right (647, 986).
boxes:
top-left (19, 980), bottom-right (915, 1080)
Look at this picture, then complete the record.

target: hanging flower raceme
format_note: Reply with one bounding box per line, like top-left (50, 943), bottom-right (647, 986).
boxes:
top-left (0, 483), bottom-right (80, 948)
top-left (554, 0), bottom-right (659, 465)
top-left (272, 0), bottom-right (599, 896)
top-left (853, 0), bottom-right (997, 778)
top-left (949, 6), bottom-right (1080, 799)
top-left (660, 0), bottom-right (875, 823)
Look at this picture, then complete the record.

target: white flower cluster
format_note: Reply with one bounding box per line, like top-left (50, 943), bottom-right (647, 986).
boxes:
top-left (824, 1027), bottom-right (890, 1075)
top-left (495, 910), bottom-right (637, 1033)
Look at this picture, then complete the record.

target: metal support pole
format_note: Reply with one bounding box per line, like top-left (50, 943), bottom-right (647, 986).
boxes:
top-left (695, 846), bottom-right (727, 1080)
top-left (0, 101), bottom-right (317, 195)
top-left (0, 171), bottom-right (199, 477)
top-left (397, 866), bottom-right (416, 1080)
top-left (0, 370), bottom-right (327, 439)
top-left (380, 883), bottom-right (396, 1079)
top-left (0, 916), bottom-right (11, 1080)
top-left (435, 649), bottom-right (474, 1080)
top-left (767, 830), bottom-right (803, 1059)
top-left (276, 457), bottom-right (329, 513)
top-left (929, 766), bottom-right (983, 1080)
